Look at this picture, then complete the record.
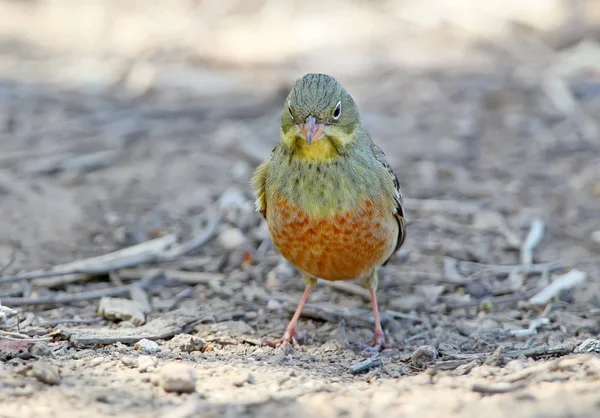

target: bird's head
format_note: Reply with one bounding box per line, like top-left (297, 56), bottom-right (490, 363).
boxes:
top-left (281, 73), bottom-right (361, 161)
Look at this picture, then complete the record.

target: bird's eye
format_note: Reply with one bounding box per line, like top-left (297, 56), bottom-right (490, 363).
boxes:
top-left (288, 106), bottom-right (294, 118)
top-left (332, 101), bottom-right (341, 120)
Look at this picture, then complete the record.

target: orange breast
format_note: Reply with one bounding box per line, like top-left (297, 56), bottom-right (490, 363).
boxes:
top-left (267, 194), bottom-right (397, 281)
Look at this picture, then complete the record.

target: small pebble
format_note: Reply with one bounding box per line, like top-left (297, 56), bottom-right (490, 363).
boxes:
top-left (235, 373), bottom-right (256, 387)
top-left (160, 363), bottom-right (197, 393)
top-left (89, 357), bottom-right (104, 367)
top-left (121, 356), bottom-right (137, 368)
top-left (138, 355), bottom-right (159, 372)
top-left (266, 298), bottom-right (283, 311)
top-left (230, 161), bottom-right (251, 181)
top-left (134, 338), bottom-right (161, 354)
top-left (411, 345), bottom-right (438, 368)
top-left (244, 311), bottom-right (258, 320)
top-left (504, 359), bottom-right (526, 372)
top-left (170, 334), bottom-right (205, 353)
top-left (28, 361), bottom-right (60, 385)
top-left (218, 228), bottom-right (247, 250)
top-left (220, 187), bottom-right (247, 211)
top-left (252, 221), bottom-right (270, 241)
top-left (268, 382), bottom-right (280, 393)
top-left (29, 341), bottom-right (53, 357)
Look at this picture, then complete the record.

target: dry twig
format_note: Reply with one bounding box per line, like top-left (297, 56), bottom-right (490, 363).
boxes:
top-left (0, 329), bottom-right (48, 340)
top-left (444, 291), bottom-right (536, 309)
top-left (37, 318), bottom-right (103, 327)
top-left (520, 219), bottom-right (545, 266)
top-left (119, 268), bottom-right (224, 285)
top-left (444, 256), bottom-right (564, 284)
top-left (528, 270), bottom-right (587, 306)
top-left (320, 280), bottom-right (371, 301)
top-left (2, 284), bottom-right (137, 307)
top-left (0, 211), bottom-right (221, 290)
top-left (157, 214), bottom-right (221, 260)
top-left (349, 355), bottom-right (382, 374)
top-left (0, 234), bottom-right (177, 286)
top-left (56, 309), bottom-right (206, 345)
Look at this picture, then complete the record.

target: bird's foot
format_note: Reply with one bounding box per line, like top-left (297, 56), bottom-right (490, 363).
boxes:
top-left (262, 329), bottom-right (306, 350)
top-left (360, 332), bottom-right (395, 354)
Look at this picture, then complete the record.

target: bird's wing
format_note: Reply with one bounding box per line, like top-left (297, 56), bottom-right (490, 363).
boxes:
top-left (371, 143), bottom-right (406, 263)
top-left (251, 147), bottom-right (276, 219)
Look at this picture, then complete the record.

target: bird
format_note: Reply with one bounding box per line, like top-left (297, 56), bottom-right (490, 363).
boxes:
top-left (251, 73), bottom-right (406, 351)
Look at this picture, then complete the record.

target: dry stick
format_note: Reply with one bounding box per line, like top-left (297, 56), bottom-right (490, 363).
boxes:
top-left (574, 338), bottom-right (600, 354)
top-left (321, 280), bottom-right (371, 301)
top-left (385, 310), bottom-right (422, 322)
top-left (0, 304), bottom-right (18, 322)
top-left (435, 342), bottom-right (577, 367)
top-left (2, 270), bottom-right (162, 307)
top-left (528, 269), bottom-right (587, 306)
top-left (520, 219), bottom-right (545, 266)
top-left (512, 218), bottom-right (545, 285)
top-left (502, 354), bottom-right (593, 384)
top-left (0, 335), bottom-right (52, 343)
top-left (157, 214), bottom-right (221, 260)
top-left (0, 213), bottom-right (221, 288)
top-left (0, 329), bottom-right (41, 340)
top-left (1, 285), bottom-right (134, 307)
top-left (37, 318), bottom-right (103, 327)
top-left (349, 355), bottom-right (382, 374)
top-left (58, 308), bottom-right (206, 345)
top-left (118, 268), bottom-right (224, 284)
top-left (443, 257), bottom-right (565, 285)
top-left (444, 291), bottom-right (538, 309)
top-left (508, 318), bottom-right (550, 339)
top-left (469, 260), bottom-right (564, 277)
top-left (0, 234), bottom-right (177, 286)
top-left (492, 317), bottom-right (551, 340)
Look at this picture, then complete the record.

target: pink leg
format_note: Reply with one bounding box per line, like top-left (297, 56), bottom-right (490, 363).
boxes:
top-left (263, 284), bottom-right (312, 348)
top-left (370, 287), bottom-right (385, 350)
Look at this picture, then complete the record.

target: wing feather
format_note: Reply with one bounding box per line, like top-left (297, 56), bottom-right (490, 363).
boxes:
top-left (371, 143), bottom-right (406, 264)
top-left (251, 147), bottom-right (276, 219)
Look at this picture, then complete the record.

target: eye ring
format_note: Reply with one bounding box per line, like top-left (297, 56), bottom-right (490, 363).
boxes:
top-left (332, 101), bottom-right (342, 120)
top-left (288, 106), bottom-right (294, 118)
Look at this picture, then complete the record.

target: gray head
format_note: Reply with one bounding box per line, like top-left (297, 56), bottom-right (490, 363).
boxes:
top-left (282, 73), bottom-right (360, 145)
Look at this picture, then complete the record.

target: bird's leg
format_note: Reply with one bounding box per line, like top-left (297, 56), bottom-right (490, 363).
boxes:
top-left (365, 269), bottom-right (386, 351)
top-left (263, 275), bottom-right (316, 348)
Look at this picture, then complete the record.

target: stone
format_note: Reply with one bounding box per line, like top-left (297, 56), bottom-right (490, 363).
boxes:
top-left (160, 363), bottom-right (197, 394)
top-left (134, 339), bottom-right (161, 354)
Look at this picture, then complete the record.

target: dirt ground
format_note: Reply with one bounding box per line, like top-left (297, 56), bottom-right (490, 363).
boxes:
top-left (2, 1), bottom-right (600, 417)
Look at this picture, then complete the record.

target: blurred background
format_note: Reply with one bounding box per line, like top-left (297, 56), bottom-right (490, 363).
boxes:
top-left (2, 0), bottom-right (600, 415)
top-left (0, 0), bottom-right (599, 267)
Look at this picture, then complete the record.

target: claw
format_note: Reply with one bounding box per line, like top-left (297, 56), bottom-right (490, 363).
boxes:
top-left (360, 332), bottom-right (395, 353)
top-left (262, 329), bottom-right (301, 350)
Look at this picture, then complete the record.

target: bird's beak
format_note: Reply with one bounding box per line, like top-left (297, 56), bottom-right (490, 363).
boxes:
top-left (300, 115), bottom-right (325, 145)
